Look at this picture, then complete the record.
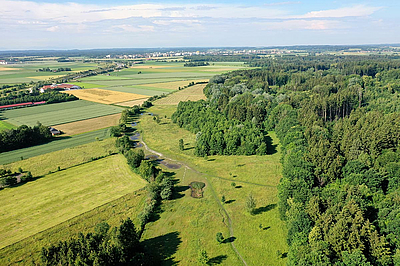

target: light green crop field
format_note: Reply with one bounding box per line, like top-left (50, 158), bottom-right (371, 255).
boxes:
top-left (137, 104), bottom-right (288, 265)
top-left (0, 120), bottom-right (16, 131)
top-left (0, 154), bottom-right (147, 250)
top-left (0, 190), bottom-right (146, 266)
top-left (77, 62), bottom-right (247, 96)
top-left (0, 61), bottom-right (99, 85)
top-left (0, 127), bottom-right (112, 165)
top-left (2, 138), bottom-right (117, 176)
top-left (0, 100), bottom-right (123, 127)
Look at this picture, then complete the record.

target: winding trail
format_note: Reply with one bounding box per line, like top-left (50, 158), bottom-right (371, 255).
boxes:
top-left (139, 136), bottom-right (248, 266)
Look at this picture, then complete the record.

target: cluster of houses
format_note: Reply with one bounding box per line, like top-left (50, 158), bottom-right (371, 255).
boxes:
top-left (39, 83), bottom-right (81, 93)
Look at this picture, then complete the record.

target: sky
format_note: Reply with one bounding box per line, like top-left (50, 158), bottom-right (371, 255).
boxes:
top-left (0, 0), bottom-right (399, 50)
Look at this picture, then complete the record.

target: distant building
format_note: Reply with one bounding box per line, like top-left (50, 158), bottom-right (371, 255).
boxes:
top-left (49, 127), bottom-right (61, 135)
top-left (0, 60), bottom-right (7, 65)
top-left (40, 83), bottom-right (81, 93)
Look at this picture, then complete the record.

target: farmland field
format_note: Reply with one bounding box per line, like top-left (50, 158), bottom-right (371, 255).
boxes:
top-left (0, 190), bottom-right (146, 266)
top-left (0, 120), bottom-right (16, 130)
top-left (3, 138), bottom-right (117, 176)
top-left (0, 127), bottom-right (112, 165)
top-left (0, 154), bottom-right (147, 249)
top-left (137, 104), bottom-right (288, 265)
top-left (116, 98), bottom-right (149, 107)
top-left (0, 100), bottom-right (123, 127)
top-left (61, 88), bottom-right (147, 104)
top-left (76, 62), bottom-right (247, 96)
top-left (54, 113), bottom-right (121, 136)
top-left (0, 61), bottom-right (98, 85)
top-left (155, 84), bottom-right (207, 105)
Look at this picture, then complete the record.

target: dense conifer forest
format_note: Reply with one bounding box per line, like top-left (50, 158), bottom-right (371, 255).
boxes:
top-left (172, 55), bottom-right (400, 265)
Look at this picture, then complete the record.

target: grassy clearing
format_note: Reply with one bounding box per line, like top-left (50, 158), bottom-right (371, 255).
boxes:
top-left (0, 190), bottom-right (146, 266)
top-left (2, 138), bottom-right (117, 176)
top-left (1, 100), bottom-right (123, 127)
top-left (0, 121), bottom-right (16, 131)
top-left (141, 166), bottom-right (240, 265)
top-left (0, 127), bottom-right (112, 165)
top-left (54, 113), bottom-right (121, 136)
top-left (62, 88), bottom-right (147, 104)
top-left (0, 154), bottom-right (147, 249)
top-left (137, 105), bottom-right (288, 265)
top-left (155, 84), bottom-right (207, 105)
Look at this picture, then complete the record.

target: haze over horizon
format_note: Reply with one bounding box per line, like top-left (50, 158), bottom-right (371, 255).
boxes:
top-left (1, 0), bottom-right (399, 50)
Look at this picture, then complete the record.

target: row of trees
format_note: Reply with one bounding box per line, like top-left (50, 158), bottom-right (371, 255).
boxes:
top-left (0, 90), bottom-right (78, 106)
top-left (40, 219), bottom-right (145, 265)
top-left (0, 123), bottom-right (52, 152)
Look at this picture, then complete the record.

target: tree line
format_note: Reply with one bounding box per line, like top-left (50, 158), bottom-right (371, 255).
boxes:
top-left (0, 123), bottom-right (52, 152)
top-left (0, 90), bottom-right (78, 106)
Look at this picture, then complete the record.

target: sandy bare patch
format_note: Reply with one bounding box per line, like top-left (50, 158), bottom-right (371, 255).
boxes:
top-left (53, 113), bottom-right (121, 136)
top-left (62, 88), bottom-right (147, 104)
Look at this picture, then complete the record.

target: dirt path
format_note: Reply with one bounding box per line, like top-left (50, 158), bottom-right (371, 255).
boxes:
top-left (139, 136), bottom-right (248, 266)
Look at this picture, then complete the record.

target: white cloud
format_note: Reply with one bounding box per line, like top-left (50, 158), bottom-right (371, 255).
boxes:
top-left (299, 5), bottom-right (382, 18)
top-left (257, 20), bottom-right (345, 30)
top-left (152, 19), bottom-right (201, 26)
top-left (46, 26), bottom-right (59, 32)
top-left (111, 24), bottom-right (155, 33)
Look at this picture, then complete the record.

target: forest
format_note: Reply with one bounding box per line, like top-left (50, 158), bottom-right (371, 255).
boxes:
top-left (172, 55), bottom-right (400, 265)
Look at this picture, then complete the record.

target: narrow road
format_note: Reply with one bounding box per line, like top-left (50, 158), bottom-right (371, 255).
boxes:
top-left (139, 136), bottom-right (248, 266)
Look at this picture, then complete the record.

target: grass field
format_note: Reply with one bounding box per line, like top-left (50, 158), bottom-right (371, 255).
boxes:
top-left (0, 127), bottom-right (112, 165)
top-left (0, 154), bottom-right (147, 249)
top-left (0, 190), bottom-right (146, 266)
top-left (135, 79), bottom-right (208, 90)
top-left (62, 89), bottom-right (148, 104)
top-left (76, 62), bottom-right (248, 97)
top-left (137, 105), bottom-right (288, 265)
top-left (2, 138), bottom-right (117, 176)
top-left (0, 100), bottom-right (123, 127)
top-left (0, 61), bottom-right (98, 85)
top-left (0, 121), bottom-right (16, 131)
top-left (116, 98), bottom-right (149, 107)
top-left (54, 113), bottom-right (121, 136)
top-left (155, 84), bottom-right (207, 105)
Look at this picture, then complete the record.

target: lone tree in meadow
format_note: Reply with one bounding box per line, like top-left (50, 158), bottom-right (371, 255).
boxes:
top-left (198, 249), bottom-right (209, 265)
top-left (246, 193), bottom-right (256, 215)
top-left (216, 232), bottom-right (224, 244)
top-left (179, 138), bottom-right (184, 151)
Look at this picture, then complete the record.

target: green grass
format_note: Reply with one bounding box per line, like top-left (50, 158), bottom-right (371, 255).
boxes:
top-left (0, 154), bottom-right (147, 250)
top-left (72, 81), bottom-right (107, 89)
top-left (0, 61), bottom-right (99, 85)
top-left (137, 105), bottom-right (288, 265)
top-left (76, 61), bottom-right (249, 97)
top-left (0, 127), bottom-right (112, 165)
top-left (1, 100), bottom-right (123, 127)
top-left (0, 190), bottom-right (146, 266)
top-left (0, 121), bottom-right (16, 131)
top-left (3, 138), bottom-right (117, 176)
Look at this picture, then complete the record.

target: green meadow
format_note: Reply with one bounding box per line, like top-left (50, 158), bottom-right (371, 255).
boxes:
top-left (0, 100), bottom-right (123, 127)
top-left (0, 121), bottom-right (15, 130)
top-left (0, 61), bottom-right (98, 85)
top-left (137, 104), bottom-right (288, 265)
top-left (0, 127), bottom-right (112, 165)
top-left (0, 154), bottom-right (147, 249)
top-left (2, 138), bottom-right (117, 176)
top-left (78, 61), bottom-right (248, 96)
